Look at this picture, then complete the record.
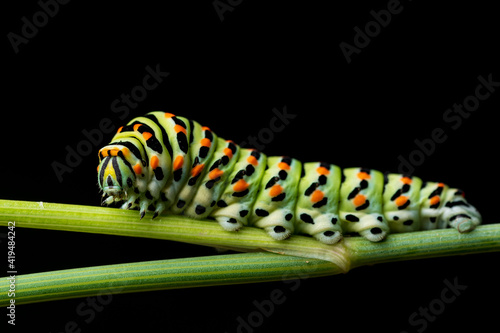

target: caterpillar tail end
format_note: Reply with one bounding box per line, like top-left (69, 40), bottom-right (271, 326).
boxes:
top-left (448, 212), bottom-right (481, 233)
top-left (265, 226), bottom-right (293, 241)
top-left (215, 217), bottom-right (244, 232)
top-left (455, 218), bottom-right (475, 233)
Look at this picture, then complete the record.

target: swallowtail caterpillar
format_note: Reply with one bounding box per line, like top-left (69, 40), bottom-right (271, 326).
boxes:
top-left (97, 112), bottom-right (482, 244)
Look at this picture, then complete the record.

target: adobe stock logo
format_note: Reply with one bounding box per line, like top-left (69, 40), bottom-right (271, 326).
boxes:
top-left (51, 64), bottom-right (169, 182)
top-left (49, 286), bottom-right (124, 333)
top-left (397, 73), bottom-right (499, 175)
top-left (212, 0), bottom-right (244, 22)
top-left (401, 277), bottom-right (467, 333)
top-left (339, 0), bottom-right (407, 64)
top-left (7, 0), bottom-right (71, 54)
top-left (227, 263), bottom-right (316, 333)
top-left (239, 106), bottom-right (296, 151)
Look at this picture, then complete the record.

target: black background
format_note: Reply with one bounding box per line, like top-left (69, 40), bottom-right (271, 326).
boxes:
top-left (2, 0), bottom-right (499, 332)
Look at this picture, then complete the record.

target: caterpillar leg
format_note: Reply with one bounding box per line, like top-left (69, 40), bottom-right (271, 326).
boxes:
top-left (211, 149), bottom-right (267, 232)
top-left (249, 157), bottom-right (301, 241)
top-left (295, 162), bottom-right (343, 244)
top-left (339, 168), bottom-right (390, 242)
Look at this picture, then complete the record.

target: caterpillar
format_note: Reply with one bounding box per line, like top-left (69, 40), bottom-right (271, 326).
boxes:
top-left (97, 111), bottom-right (482, 244)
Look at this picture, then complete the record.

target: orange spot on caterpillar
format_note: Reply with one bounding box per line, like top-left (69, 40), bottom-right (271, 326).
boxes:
top-left (133, 163), bottom-right (142, 175)
top-left (109, 148), bottom-right (119, 157)
top-left (278, 162), bottom-right (290, 170)
top-left (209, 168), bottom-right (224, 180)
top-left (200, 138), bottom-right (211, 147)
top-left (429, 195), bottom-right (440, 206)
top-left (174, 124), bottom-right (187, 135)
top-left (437, 183), bottom-right (445, 187)
top-left (201, 126), bottom-right (211, 131)
top-left (232, 179), bottom-right (249, 192)
top-left (316, 166), bottom-right (330, 175)
top-left (223, 147), bottom-right (233, 159)
top-left (120, 147), bottom-right (130, 158)
top-left (357, 171), bottom-right (371, 180)
top-left (164, 113), bottom-right (175, 118)
top-left (247, 155), bottom-right (259, 166)
top-left (117, 126), bottom-right (123, 133)
top-left (311, 190), bottom-right (324, 203)
top-left (133, 123), bottom-right (142, 131)
top-left (150, 155), bottom-right (160, 169)
top-left (191, 164), bottom-right (204, 177)
top-left (400, 177), bottom-right (412, 185)
top-left (142, 132), bottom-right (153, 140)
top-left (269, 184), bottom-right (283, 197)
top-left (353, 194), bottom-right (366, 207)
top-left (173, 155), bottom-right (184, 171)
top-left (395, 195), bottom-right (409, 207)
top-left (98, 148), bottom-right (107, 157)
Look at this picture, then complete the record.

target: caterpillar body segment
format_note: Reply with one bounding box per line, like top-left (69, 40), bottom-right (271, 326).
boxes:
top-left (339, 168), bottom-right (389, 242)
top-left (418, 181), bottom-right (448, 231)
top-left (249, 156), bottom-right (302, 241)
top-left (383, 174), bottom-right (423, 233)
top-left (170, 121), bottom-right (219, 215)
top-left (150, 112), bottom-right (193, 217)
top-left (183, 138), bottom-right (239, 220)
top-left (97, 111), bottom-right (482, 244)
top-left (211, 149), bottom-right (267, 232)
top-left (295, 162), bottom-right (343, 244)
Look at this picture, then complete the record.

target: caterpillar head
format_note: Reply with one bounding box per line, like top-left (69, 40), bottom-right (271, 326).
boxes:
top-left (97, 156), bottom-right (135, 204)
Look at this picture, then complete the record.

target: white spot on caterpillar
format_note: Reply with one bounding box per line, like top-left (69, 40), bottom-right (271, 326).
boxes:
top-left (38, 201), bottom-right (44, 209)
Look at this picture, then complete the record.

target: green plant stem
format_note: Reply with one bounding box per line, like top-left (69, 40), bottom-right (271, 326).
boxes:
top-left (0, 199), bottom-right (499, 306)
top-left (0, 200), bottom-right (352, 266)
top-left (0, 252), bottom-right (340, 307)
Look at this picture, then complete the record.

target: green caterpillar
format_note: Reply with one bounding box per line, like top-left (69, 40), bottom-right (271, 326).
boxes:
top-left (97, 111), bottom-right (482, 243)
